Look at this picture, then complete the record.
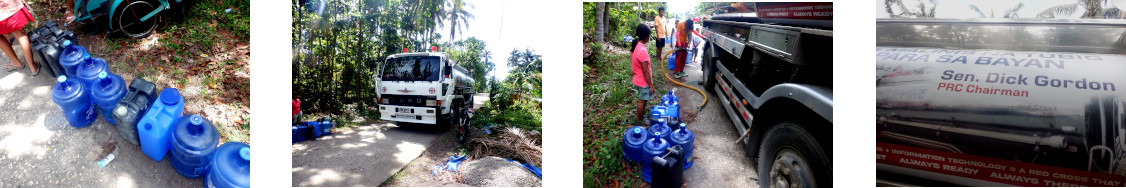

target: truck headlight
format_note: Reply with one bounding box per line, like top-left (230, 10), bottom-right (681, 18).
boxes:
top-left (381, 98), bottom-right (390, 104)
top-left (426, 99), bottom-right (437, 106)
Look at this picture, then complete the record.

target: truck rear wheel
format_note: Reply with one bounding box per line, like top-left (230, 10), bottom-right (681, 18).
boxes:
top-left (758, 122), bottom-right (829, 188)
top-left (703, 44), bottom-right (717, 93)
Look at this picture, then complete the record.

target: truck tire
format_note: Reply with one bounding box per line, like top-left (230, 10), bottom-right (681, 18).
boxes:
top-left (758, 122), bottom-right (830, 188)
top-left (702, 44), bottom-right (717, 93)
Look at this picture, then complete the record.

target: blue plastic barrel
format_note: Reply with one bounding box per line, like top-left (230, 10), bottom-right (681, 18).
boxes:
top-left (171, 115), bottom-right (220, 178)
top-left (91, 72), bottom-right (125, 125)
top-left (206, 142), bottom-right (250, 188)
top-left (621, 126), bottom-right (648, 162)
top-left (649, 118), bottom-right (670, 141)
top-left (58, 40), bottom-right (89, 77)
top-left (292, 124), bottom-right (308, 143)
top-left (51, 76), bottom-right (97, 128)
top-left (138, 88), bottom-right (186, 161)
top-left (670, 123), bottom-right (695, 169)
top-left (641, 132), bottom-right (669, 183)
top-left (76, 57), bottom-right (109, 89)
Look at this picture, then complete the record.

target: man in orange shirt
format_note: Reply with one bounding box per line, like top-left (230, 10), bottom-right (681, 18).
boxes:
top-left (653, 7), bottom-right (666, 62)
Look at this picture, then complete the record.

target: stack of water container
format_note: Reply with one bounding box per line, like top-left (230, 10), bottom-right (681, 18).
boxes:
top-left (28, 21), bottom-right (79, 78)
top-left (293, 119), bottom-right (334, 143)
top-left (620, 89), bottom-right (695, 185)
top-left (49, 39), bottom-right (249, 187)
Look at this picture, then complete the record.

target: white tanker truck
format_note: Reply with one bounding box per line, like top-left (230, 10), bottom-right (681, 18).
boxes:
top-left (377, 47), bottom-right (475, 141)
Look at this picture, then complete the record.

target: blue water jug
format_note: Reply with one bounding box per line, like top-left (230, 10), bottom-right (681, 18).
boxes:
top-left (139, 88), bottom-right (186, 161)
top-left (112, 78), bottom-right (159, 145)
top-left (76, 57), bottom-right (109, 89)
top-left (649, 118), bottom-right (670, 141)
top-left (663, 90), bottom-right (679, 119)
top-left (58, 40), bottom-right (89, 77)
top-left (91, 72), bottom-right (125, 125)
top-left (667, 52), bottom-right (676, 70)
top-left (641, 132), bottom-right (669, 183)
top-left (670, 123), bottom-right (695, 169)
top-left (648, 105), bottom-right (666, 126)
top-left (314, 120), bottom-right (333, 137)
top-left (206, 142), bottom-right (250, 188)
top-left (621, 126), bottom-right (648, 163)
top-left (52, 76), bottom-right (97, 128)
top-left (171, 114), bottom-right (220, 178)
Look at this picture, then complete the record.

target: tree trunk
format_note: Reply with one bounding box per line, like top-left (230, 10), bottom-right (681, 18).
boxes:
top-left (595, 2), bottom-right (605, 42)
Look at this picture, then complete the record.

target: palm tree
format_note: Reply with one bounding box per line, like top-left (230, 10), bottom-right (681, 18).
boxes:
top-left (1038, 0), bottom-right (1126, 19)
top-left (969, 2), bottom-right (1024, 18)
top-left (884, 0), bottom-right (937, 18)
top-left (447, 0), bottom-right (475, 43)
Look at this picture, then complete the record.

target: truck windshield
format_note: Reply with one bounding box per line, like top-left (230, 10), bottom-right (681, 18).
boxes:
top-left (382, 56), bottom-right (441, 81)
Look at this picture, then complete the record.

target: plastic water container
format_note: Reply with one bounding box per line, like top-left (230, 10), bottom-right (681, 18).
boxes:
top-left (651, 145), bottom-right (685, 187)
top-left (663, 90), bottom-right (679, 119)
top-left (91, 72), bottom-right (125, 125)
top-left (648, 105), bottom-right (666, 126)
top-left (621, 126), bottom-right (649, 163)
top-left (292, 124), bottom-right (308, 143)
top-left (313, 120), bottom-right (332, 137)
top-left (206, 142), bottom-right (250, 188)
top-left (76, 57), bottom-right (110, 89)
top-left (669, 123), bottom-right (695, 169)
top-left (138, 88), bottom-right (186, 161)
top-left (641, 132), bottom-right (669, 183)
top-left (171, 115), bottom-right (220, 178)
top-left (52, 76), bottom-right (97, 128)
top-left (649, 118), bottom-right (670, 141)
top-left (112, 78), bottom-right (159, 145)
top-left (58, 40), bottom-right (90, 77)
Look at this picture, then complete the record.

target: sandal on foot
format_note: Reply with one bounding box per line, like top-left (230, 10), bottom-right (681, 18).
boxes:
top-left (5, 64), bottom-right (24, 72)
top-left (29, 64), bottom-right (40, 76)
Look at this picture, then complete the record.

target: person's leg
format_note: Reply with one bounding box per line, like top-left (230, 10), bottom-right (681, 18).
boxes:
top-left (12, 31), bottom-right (35, 73)
top-left (0, 34), bottom-right (21, 69)
top-left (675, 50), bottom-right (686, 75)
top-left (637, 99), bottom-right (647, 124)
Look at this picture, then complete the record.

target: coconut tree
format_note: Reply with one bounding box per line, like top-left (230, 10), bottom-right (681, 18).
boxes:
top-left (1037, 0), bottom-right (1126, 19)
top-left (447, 0), bottom-right (475, 43)
top-left (969, 2), bottom-right (1024, 18)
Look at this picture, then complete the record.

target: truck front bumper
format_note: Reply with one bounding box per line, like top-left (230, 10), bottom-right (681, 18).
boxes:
top-left (379, 105), bottom-right (438, 124)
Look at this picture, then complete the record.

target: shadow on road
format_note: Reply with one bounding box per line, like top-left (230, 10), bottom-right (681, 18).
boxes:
top-left (292, 121), bottom-right (445, 187)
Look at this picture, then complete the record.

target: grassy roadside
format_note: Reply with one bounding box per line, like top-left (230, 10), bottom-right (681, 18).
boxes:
top-left (583, 41), bottom-right (671, 187)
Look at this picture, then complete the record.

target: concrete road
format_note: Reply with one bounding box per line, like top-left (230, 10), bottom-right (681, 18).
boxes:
top-left (291, 121), bottom-right (441, 187)
top-left (665, 42), bottom-right (760, 187)
top-left (291, 93), bottom-right (488, 187)
top-left (0, 44), bottom-right (202, 187)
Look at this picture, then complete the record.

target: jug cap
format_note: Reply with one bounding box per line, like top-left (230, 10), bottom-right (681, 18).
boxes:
top-left (63, 40), bottom-right (71, 46)
top-left (190, 114), bottom-right (203, 125)
top-left (679, 123), bottom-right (686, 128)
top-left (57, 75), bottom-right (67, 83)
top-left (97, 72), bottom-right (107, 79)
top-left (239, 147), bottom-right (250, 161)
top-left (633, 127), bottom-right (642, 134)
top-left (115, 106), bottom-right (128, 116)
top-left (160, 88), bottom-right (181, 105)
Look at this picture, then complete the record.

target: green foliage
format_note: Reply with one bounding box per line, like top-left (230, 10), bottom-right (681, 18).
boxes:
top-left (470, 47), bottom-right (542, 131)
top-left (583, 2), bottom-right (666, 43)
top-left (293, 0), bottom-right (481, 113)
